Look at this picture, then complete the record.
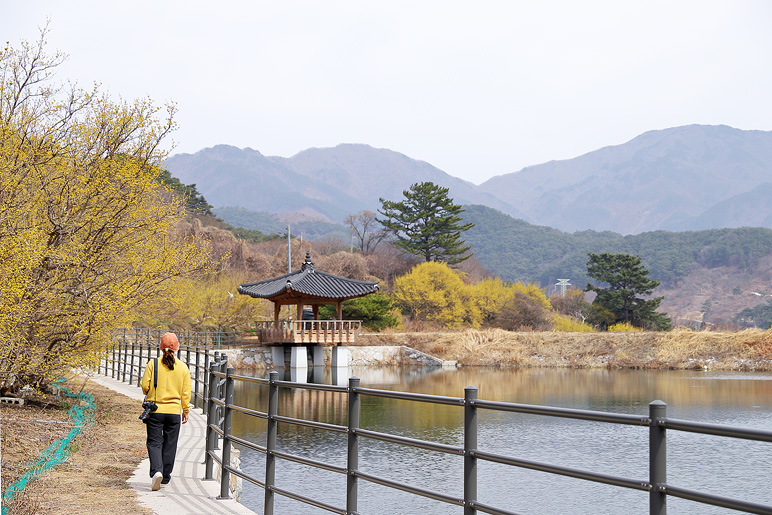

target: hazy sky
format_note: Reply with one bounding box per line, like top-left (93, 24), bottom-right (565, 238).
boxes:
top-left (5, 1), bottom-right (772, 184)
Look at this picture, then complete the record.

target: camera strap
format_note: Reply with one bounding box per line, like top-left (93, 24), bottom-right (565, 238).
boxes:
top-left (144, 358), bottom-right (159, 404)
top-left (153, 357), bottom-right (158, 403)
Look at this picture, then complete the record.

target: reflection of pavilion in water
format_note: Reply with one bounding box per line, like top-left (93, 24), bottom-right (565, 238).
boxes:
top-left (279, 365), bottom-right (446, 386)
top-left (238, 252), bottom-right (379, 369)
top-left (231, 365), bottom-right (451, 440)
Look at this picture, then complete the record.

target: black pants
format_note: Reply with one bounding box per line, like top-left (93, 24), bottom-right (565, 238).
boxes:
top-left (145, 412), bottom-right (181, 481)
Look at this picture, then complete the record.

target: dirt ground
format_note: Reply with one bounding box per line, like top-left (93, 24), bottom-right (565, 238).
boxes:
top-left (1, 376), bottom-right (152, 515)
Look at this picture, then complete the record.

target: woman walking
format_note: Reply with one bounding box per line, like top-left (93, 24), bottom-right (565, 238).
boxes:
top-left (141, 332), bottom-right (191, 491)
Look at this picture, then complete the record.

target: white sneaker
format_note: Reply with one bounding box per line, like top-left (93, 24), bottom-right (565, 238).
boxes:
top-left (151, 471), bottom-right (163, 491)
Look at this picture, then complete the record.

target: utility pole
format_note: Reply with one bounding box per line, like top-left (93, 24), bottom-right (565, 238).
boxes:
top-left (287, 225), bottom-right (291, 274)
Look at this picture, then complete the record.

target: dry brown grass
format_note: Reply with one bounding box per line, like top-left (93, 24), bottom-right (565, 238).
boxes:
top-left (360, 328), bottom-right (772, 370)
top-left (655, 328), bottom-right (772, 369)
top-left (1, 376), bottom-right (151, 515)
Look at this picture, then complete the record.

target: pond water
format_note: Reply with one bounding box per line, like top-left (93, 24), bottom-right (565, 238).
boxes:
top-left (230, 367), bottom-right (772, 515)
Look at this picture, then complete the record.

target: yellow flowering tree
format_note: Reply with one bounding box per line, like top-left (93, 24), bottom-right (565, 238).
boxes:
top-left (392, 262), bottom-right (472, 328)
top-left (141, 271), bottom-right (274, 329)
top-left (393, 263), bottom-right (557, 330)
top-left (466, 277), bottom-right (511, 324)
top-left (0, 34), bottom-right (215, 393)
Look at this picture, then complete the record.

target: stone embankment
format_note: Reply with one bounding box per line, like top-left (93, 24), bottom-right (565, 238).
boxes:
top-left (219, 329), bottom-right (772, 372)
top-left (224, 345), bottom-right (456, 370)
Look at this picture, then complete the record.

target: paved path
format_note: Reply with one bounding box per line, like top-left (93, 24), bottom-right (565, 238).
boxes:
top-left (88, 373), bottom-right (256, 515)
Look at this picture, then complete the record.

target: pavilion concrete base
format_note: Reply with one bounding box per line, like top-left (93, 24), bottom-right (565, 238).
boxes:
top-left (272, 347), bottom-right (285, 368)
top-left (290, 346), bottom-right (308, 368)
top-left (332, 346), bottom-right (350, 368)
top-left (313, 346), bottom-right (325, 367)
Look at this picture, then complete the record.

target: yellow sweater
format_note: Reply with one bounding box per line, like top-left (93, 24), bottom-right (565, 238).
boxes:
top-left (140, 358), bottom-right (191, 415)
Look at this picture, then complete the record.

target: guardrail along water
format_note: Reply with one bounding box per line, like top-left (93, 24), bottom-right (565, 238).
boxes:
top-left (103, 340), bottom-right (772, 515)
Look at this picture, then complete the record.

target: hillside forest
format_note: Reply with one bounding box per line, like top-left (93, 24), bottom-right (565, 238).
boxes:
top-left (167, 190), bottom-right (772, 333)
top-left (179, 195), bottom-right (772, 332)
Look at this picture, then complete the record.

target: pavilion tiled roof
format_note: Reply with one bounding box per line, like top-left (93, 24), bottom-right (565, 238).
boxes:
top-left (237, 252), bottom-right (379, 301)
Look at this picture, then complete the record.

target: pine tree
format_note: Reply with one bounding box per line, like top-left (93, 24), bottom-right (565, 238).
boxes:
top-left (585, 253), bottom-right (671, 330)
top-left (378, 182), bottom-right (474, 264)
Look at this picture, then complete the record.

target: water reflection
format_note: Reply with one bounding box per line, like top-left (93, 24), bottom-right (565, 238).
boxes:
top-left (230, 367), bottom-right (772, 515)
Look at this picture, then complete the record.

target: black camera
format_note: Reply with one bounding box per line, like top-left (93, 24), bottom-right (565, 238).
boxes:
top-left (139, 400), bottom-right (158, 422)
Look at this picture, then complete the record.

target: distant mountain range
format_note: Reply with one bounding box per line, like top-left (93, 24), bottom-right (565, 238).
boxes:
top-left (165, 143), bottom-right (513, 225)
top-left (478, 125), bottom-right (772, 233)
top-left (165, 124), bottom-right (772, 235)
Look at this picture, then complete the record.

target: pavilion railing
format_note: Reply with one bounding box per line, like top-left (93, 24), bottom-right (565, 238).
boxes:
top-left (255, 320), bottom-right (362, 345)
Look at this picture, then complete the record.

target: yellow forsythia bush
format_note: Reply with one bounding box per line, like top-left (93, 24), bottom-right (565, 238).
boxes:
top-left (608, 322), bottom-right (642, 332)
top-left (553, 315), bottom-right (594, 332)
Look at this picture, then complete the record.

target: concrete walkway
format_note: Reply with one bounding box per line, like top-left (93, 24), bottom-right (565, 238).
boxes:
top-left (88, 373), bottom-right (256, 515)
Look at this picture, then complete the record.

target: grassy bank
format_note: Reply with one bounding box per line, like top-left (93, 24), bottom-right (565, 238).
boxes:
top-left (0, 376), bottom-right (150, 515)
top-left (360, 328), bottom-right (772, 371)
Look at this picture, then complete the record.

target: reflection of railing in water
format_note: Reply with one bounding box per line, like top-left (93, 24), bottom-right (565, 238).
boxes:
top-left (254, 320), bottom-right (362, 344)
top-left (199, 368), bottom-right (772, 515)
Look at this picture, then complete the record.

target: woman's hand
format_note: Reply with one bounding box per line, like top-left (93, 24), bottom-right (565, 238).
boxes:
top-left (182, 413), bottom-right (189, 424)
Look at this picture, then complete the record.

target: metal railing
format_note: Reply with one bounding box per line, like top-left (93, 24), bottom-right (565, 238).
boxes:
top-left (203, 370), bottom-right (772, 515)
top-left (115, 327), bottom-right (241, 349)
top-left (98, 340), bottom-right (772, 514)
top-left (101, 335), bottom-right (230, 412)
top-left (116, 327), bottom-right (242, 350)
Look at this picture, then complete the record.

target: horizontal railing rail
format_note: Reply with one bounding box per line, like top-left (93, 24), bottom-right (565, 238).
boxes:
top-left (471, 449), bottom-right (650, 491)
top-left (472, 398), bottom-right (652, 425)
top-left (662, 485), bottom-right (772, 515)
top-left (660, 418), bottom-right (772, 442)
top-left (196, 370), bottom-right (772, 515)
top-left (354, 386), bottom-right (465, 406)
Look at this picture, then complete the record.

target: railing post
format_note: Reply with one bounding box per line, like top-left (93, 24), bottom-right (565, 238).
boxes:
top-left (194, 347), bottom-right (201, 410)
top-left (202, 351), bottom-right (211, 416)
top-left (204, 361), bottom-right (218, 480)
top-left (650, 400), bottom-right (667, 515)
top-left (218, 366), bottom-right (235, 500)
top-left (111, 341), bottom-right (116, 378)
top-left (347, 376), bottom-right (360, 515)
top-left (121, 340), bottom-right (128, 382)
top-left (129, 341), bottom-right (136, 385)
top-left (464, 386), bottom-right (478, 515)
top-left (218, 354), bottom-right (228, 437)
top-left (265, 370), bottom-right (279, 515)
top-left (136, 343), bottom-right (144, 388)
